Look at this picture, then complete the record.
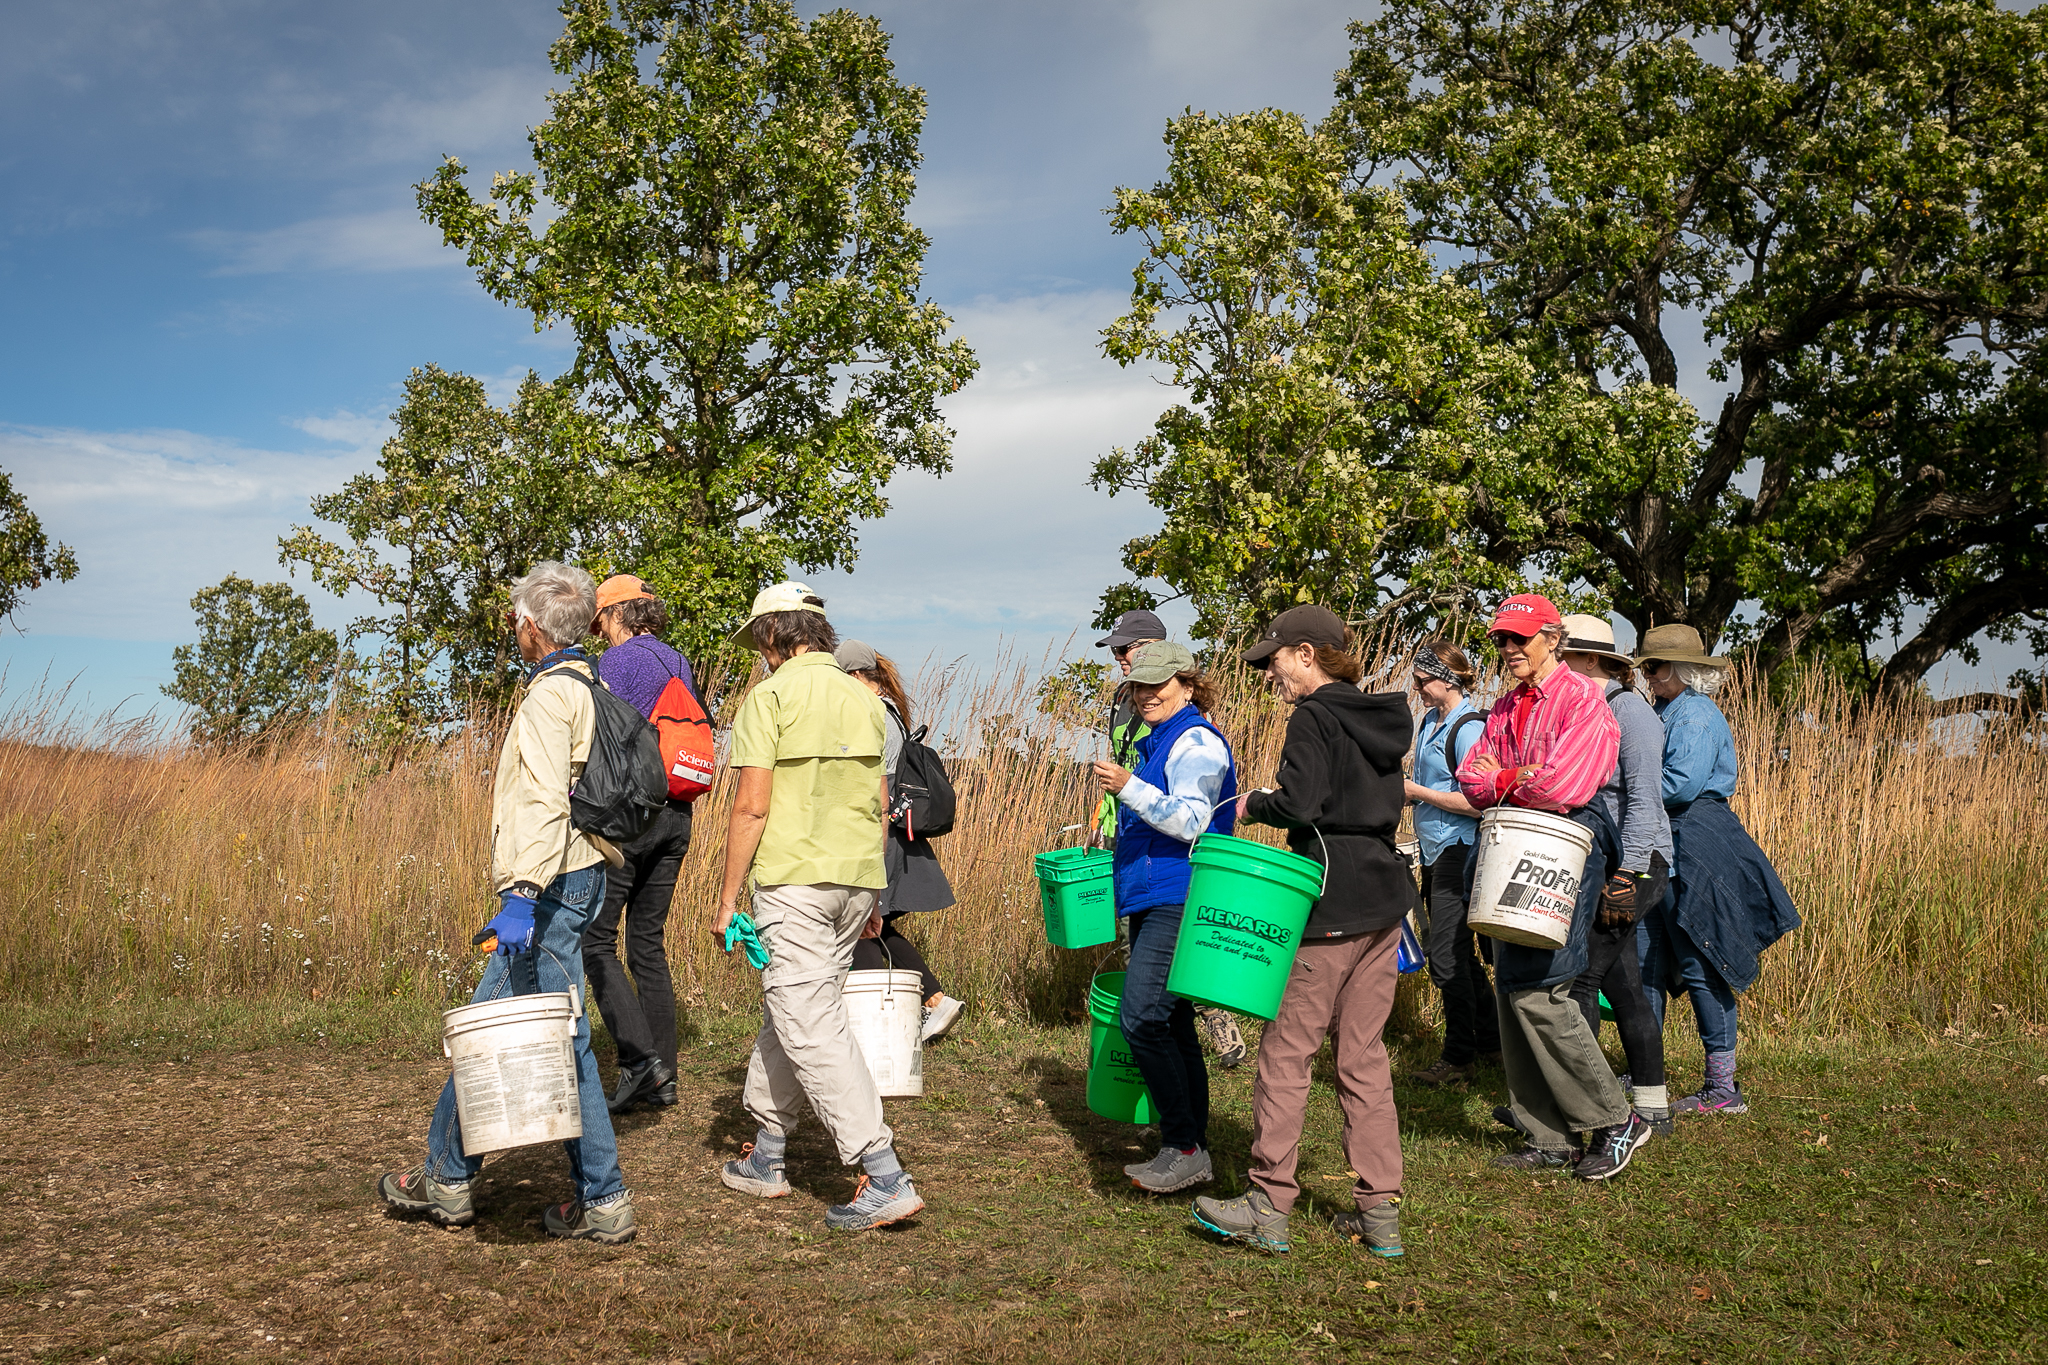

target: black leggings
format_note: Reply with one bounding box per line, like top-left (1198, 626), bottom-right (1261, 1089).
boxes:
top-left (1568, 918), bottom-right (1666, 1088)
top-left (850, 914), bottom-right (943, 1001)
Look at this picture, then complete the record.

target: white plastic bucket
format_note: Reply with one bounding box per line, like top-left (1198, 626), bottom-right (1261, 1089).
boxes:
top-left (442, 992), bottom-right (582, 1156)
top-left (844, 969), bottom-right (925, 1098)
top-left (1467, 807), bottom-right (1596, 949)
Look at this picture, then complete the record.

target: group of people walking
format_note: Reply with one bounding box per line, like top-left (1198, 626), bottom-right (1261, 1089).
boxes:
top-left (378, 563), bottom-right (1795, 1253)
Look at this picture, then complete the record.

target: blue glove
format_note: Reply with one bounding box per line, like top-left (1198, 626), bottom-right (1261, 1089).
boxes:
top-left (724, 912), bottom-right (771, 969)
top-left (481, 893), bottom-right (538, 956)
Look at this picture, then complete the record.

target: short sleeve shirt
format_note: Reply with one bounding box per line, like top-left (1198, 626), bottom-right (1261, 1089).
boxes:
top-left (728, 650), bottom-right (888, 888)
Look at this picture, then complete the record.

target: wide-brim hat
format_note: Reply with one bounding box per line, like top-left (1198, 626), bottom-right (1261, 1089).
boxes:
top-left (1633, 623), bottom-right (1730, 670)
top-left (730, 580), bottom-right (827, 651)
top-left (1125, 639), bottom-right (1197, 684)
top-left (1559, 613), bottom-right (1634, 668)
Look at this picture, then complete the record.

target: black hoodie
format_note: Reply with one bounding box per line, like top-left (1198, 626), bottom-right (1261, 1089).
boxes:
top-left (1243, 683), bottom-right (1415, 938)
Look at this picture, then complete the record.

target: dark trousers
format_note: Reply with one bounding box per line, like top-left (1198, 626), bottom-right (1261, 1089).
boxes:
top-left (583, 801), bottom-right (691, 1073)
top-left (1119, 904), bottom-right (1209, 1151)
top-left (1421, 843), bottom-right (1500, 1065)
top-left (1568, 918), bottom-right (1666, 1088)
top-left (849, 914), bottom-right (943, 1000)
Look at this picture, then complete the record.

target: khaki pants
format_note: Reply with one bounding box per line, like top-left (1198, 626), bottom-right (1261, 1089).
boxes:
top-left (1248, 927), bottom-right (1403, 1214)
top-left (1497, 981), bottom-right (1630, 1151)
top-left (743, 882), bottom-right (893, 1165)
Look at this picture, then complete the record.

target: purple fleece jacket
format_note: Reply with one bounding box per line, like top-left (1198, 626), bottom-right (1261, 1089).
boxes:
top-left (595, 634), bottom-right (696, 720)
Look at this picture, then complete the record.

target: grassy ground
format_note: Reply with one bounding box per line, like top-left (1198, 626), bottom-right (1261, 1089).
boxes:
top-left (3, 1002), bottom-right (2045, 1364)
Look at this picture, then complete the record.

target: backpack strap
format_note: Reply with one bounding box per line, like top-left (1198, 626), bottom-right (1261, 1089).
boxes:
top-left (1442, 710), bottom-right (1484, 770)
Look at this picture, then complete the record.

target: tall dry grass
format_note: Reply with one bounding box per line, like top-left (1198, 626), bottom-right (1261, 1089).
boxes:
top-left (1, 648), bottom-right (2042, 1034)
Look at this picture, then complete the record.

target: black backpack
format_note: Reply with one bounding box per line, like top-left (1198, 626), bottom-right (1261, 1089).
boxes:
top-left (1442, 711), bottom-right (1484, 768)
top-left (888, 711), bottom-right (957, 840)
top-left (541, 663), bottom-right (668, 843)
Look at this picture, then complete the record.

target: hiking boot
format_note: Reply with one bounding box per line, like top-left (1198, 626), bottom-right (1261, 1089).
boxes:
top-left (1577, 1113), bottom-right (1652, 1182)
top-left (649, 1080), bottom-right (678, 1107)
top-left (825, 1173), bottom-right (924, 1231)
top-left (720, 1143), bottom-right (790, 1199)
top-left (606, 1059), bottom-right (675, 1114)
top-left (1673, 1084), bottom-right (1749, 1117)
top-left (378, 1165), bottom-right (474, 1228)
top-left (1332, 1196), bottom-right (1403, 1258)
top-left (543, 1193), bottom-right (636, 1244)
top-left (921, 995), bottom-right (965, 1042)
top-left (1411, 1058), bottom-right (1471, 1088)
top-left (1126, 1145), bottom-right (1213, 1193)
top-left (1490, 1145), bottom-right (1579, 1172)
top-left (1196, 1008), bottom-right (1247, 1068)
top-left (1191, 1188), bottom-right (1289, 1252)
top-left (1491, 1105), bottom-right (1532, 1139)
top-left (1636, 1106), bottom-right (1673, 1137)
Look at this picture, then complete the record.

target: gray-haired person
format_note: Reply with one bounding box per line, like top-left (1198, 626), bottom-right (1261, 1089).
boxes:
top-left (380, 561), bottom-right (636, 1243)
top-left (715, 583), bottom-right (924, 1232)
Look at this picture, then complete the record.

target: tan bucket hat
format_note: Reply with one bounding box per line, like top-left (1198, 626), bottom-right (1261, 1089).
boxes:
top-left (1559, 614), bottom-right (1634, 668)
top-left (1633, 623), bottom-right (1731, 670)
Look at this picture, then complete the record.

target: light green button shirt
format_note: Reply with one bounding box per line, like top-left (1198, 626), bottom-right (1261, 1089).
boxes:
top-left (728, 649), bottom-right (888, 889)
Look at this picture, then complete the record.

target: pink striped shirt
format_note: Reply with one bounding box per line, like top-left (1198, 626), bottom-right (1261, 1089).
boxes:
top-left (1456, 663), bottom-right (1619, 813)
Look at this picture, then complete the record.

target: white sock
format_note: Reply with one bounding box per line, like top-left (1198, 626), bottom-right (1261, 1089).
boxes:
top-left (1633, 1085), bottom-right (1669, 1111)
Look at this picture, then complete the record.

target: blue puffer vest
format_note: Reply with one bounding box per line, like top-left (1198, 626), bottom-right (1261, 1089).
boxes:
top-left (1112, 704), bottom-right (1237, 916)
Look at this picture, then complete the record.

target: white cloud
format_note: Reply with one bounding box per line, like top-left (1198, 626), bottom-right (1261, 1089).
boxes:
top-left (186, 207), bottom-right (459, 275)
top-left (0, 424), bottom-right (374, 641)
top-left (290, 409), bottom-right (390, 453)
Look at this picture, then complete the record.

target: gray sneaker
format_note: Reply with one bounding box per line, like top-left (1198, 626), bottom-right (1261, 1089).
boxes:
top-left (543, 1193), bottom-right (636, 1244)
top-left (1127, 1145), bottom-right (1213, 1194)
top-left (1332, 1195), bottom-right (1403, 1258)
top-left (1673, 1083), bottom-right (1749, 1116)
top-left (378, 1165), bottom-right (473, 1228)
top-left (1192, 1187), bottom-right (1289, 1252)
top-left (721, 1143), bottom-right (790, 1199)
top-left (825, 1173), bottom-right (924, 1231)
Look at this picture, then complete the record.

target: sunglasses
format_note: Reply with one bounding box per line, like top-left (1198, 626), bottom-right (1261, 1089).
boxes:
top-left (1489, 630), bottom-right (1533, 648)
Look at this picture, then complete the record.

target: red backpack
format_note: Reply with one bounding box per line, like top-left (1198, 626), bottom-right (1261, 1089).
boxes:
top-left (650, 672), bottom-right (716, 802)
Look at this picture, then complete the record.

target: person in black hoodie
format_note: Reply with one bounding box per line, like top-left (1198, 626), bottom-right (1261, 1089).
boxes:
top-left (1190, 606), bottom-right (1414, 1259)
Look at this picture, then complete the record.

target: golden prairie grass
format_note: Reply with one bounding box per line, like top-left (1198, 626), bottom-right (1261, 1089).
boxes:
top-left (0, 648), bottom-right (2042, 1033)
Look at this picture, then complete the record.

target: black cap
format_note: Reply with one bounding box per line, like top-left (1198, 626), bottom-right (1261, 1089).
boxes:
top-left (1096, 608), bottom-right (1167, 649)
top-left (1241, 605), bottom-right (1349, 664)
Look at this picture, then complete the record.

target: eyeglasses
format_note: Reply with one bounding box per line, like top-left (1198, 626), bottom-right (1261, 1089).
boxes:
top-left (1410, 675), bottom-right (1432, 690)
top-left (1489, 630), bottom-right (1533, 649)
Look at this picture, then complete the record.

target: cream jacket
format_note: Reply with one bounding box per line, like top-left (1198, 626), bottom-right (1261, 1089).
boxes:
top-left (490, 659), bottom-right (609, 893)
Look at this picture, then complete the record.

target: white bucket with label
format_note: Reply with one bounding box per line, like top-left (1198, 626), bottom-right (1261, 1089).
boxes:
top-left (442, 992), bottom-right (581, 1156)
top-left (844, 969), bottom-right (925, 1098)
top-left (1468, 807), bottom-right (1595, 949)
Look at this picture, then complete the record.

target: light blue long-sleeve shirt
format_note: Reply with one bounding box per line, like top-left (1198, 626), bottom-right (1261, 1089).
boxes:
top-left (1655, 687), bottom-right (1738, 807)
top-left (1592, 681), bottom-right (1673, 872)
top-left (1413, 700), bottom-right (1481, 864)
top-left (1118, 724), bottom-right (1233, 844)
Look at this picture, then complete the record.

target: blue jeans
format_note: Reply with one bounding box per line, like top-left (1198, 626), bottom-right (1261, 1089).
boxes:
top-left (1119, 904), bottom-right (1208, 1151)
top-left (1638, 887), bottom-right (1738, 1053)
top-left (425, 865), bottom-right (626, 1202)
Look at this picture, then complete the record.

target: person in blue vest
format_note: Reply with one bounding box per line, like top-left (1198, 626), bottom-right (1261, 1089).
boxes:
top-left (1090, 640), bottom-right (1238, 1195)
top-left (1634, 625), bottom-right (1800, 1117)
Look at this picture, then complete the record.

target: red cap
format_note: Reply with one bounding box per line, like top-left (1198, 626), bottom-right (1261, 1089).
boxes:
top-left (1488, 593), bottom-right (1562, 636)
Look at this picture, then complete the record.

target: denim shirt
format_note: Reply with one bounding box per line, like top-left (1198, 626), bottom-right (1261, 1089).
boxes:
top-left (1655, 688), bottom-right (1738, 808)
top-left (1413, 700), bottom-right (1481, 864)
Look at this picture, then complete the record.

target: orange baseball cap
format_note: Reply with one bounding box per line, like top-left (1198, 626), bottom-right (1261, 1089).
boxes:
top-left (594, 574), bottom-right (657, 613)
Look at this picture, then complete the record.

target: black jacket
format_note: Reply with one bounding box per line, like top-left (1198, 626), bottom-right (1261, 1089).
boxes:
top-left (1243, 684), bottom-right (1414, 938)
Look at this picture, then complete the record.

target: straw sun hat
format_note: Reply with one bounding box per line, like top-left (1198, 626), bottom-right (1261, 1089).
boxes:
top-left (1558, 614), bottom-right (1634, 668)
top-left (1633, 623), bottom-right (1731, 671)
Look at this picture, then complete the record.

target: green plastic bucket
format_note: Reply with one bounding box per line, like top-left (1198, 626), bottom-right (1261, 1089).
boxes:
top-left (1165, 833), bottom-right (1323, 1021)
top-left (1035, 846), bottom-right (1117, 949)
top-left (1085, 972), bottom-right (1156, 1124)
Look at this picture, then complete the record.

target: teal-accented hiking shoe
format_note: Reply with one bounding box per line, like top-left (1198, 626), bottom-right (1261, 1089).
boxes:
top-left (543, 1193), bottom-right (636, 1244)
top-left (721, 1143), bottom-right (790, 1198)
top-left (1191, 1188), bottom-right (1290, 1252)
top-left (1332, 1196), bottom-right (1403, 1258)
top-left (824, 1173), bottom-right (924, 1231)
top-left (378, 1165), bottom-right (474, 1228)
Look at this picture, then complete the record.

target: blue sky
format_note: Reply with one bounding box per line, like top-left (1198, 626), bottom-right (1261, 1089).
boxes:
top-left (0, 0), bottom-right (2029, 718)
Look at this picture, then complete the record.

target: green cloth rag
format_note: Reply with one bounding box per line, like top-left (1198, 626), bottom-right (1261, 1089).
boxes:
top-left (725, 911), bottom-right (771, 969)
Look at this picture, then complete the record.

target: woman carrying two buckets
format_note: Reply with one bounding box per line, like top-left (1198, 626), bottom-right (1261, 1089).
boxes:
top-left (1190, 605), bottom-right (1416, 1258)
top-left (1454, 594), bottom-right (1650, 1181)
top-left (1089, 640), bottom-right (1239, 1195)
top-left (1634, 626), bottom-right (1800, 1116)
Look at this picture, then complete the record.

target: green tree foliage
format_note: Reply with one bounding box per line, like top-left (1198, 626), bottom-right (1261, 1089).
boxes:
top-left (0, 467), bottom-right (78, 624)
top-left (1335, 0), bottom-right (2048, 692)
top-left (164, 577), bottom-right (338, 745)
top-left (416, 0), bottom-right (977, 660)
top-left (280, 365), bottom-right (624, 730)
top-left (1093, 109), bottom-right (1639, 642)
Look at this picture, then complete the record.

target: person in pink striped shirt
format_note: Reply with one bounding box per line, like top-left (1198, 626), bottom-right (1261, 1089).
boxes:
top-left (1454, 595), bottom-right (1652, 1182)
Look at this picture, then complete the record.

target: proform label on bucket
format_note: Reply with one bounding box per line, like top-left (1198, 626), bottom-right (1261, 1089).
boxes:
top-left (1497, 855), bottom-right (1579, 925)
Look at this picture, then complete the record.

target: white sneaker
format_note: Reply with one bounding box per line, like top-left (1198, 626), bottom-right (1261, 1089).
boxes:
top-left (921, 995), bottom-right (965, 1041)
